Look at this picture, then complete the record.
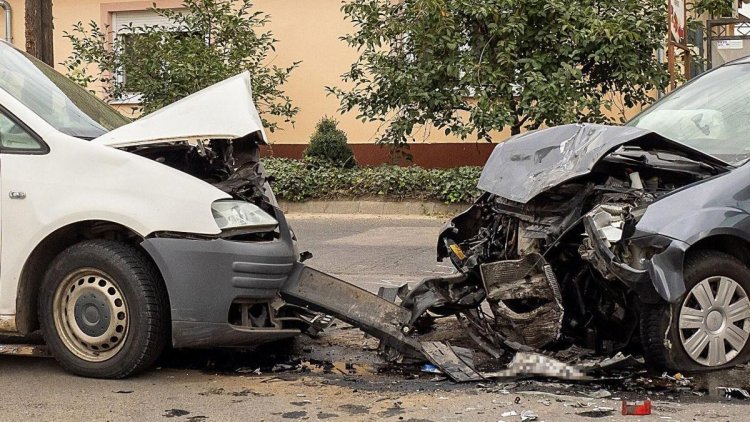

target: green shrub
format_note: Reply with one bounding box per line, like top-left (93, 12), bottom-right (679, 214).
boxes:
top-left (303, 117), bottom-right (355, 168)
top-left (262, 158), bottom-right (482, 204)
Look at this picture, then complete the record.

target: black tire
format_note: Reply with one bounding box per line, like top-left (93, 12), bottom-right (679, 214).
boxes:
top-left (39, 240), bottom-right (169, 378)
top-left (640, 250), bottom-right (750, 372)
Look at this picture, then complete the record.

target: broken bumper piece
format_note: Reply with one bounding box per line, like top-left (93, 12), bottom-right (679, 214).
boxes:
top-left (281, 265), bottom-right (423, 358)
top-left (280, 265), bottom-right (491, 382)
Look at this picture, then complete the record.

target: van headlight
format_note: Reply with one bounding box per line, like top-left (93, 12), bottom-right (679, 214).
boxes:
top-left (211, 200), bottom-right (278, 232)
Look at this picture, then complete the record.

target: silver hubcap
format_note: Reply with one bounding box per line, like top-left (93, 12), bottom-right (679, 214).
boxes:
top-left (52, 268), bottom-right (129, 362)
top-left (679, 276), bottom-right (750, 366)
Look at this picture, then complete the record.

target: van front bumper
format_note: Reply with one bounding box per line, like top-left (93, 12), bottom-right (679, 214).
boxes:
top-left (141, 209), bottom-right (302, 348)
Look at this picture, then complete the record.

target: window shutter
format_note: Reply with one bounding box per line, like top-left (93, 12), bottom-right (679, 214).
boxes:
top-left (112, 10), bottom-right (182, 33)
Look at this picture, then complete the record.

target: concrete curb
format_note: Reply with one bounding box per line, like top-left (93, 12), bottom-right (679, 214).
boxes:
top-left (278, 200), bottom-right (468, 216)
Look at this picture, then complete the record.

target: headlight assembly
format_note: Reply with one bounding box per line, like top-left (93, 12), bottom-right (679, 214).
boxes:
top-left (211, 200), bottom-right (278, 232)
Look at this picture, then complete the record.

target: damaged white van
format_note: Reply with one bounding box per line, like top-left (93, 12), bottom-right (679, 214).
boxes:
top-left (0, 41), bottom-right (314, 377)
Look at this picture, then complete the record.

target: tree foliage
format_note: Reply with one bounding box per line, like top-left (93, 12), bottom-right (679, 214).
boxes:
top-left (329, 0), bottom-right (670, 146)
top-left (692, 0), bottom-right (734, 17)
top-left (62, 0), bottom-right (298, 131)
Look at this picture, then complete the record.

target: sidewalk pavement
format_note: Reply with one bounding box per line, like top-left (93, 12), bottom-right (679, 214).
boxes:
top-left (278, 200), bottom-right (466, 216)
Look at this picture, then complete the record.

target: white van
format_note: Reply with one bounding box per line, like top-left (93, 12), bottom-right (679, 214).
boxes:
top-left (0, 41), bottom-right (308, 378)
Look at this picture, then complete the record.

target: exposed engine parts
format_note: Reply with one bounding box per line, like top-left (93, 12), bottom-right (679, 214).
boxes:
top-left (403, 133), bottom-right (727, 358)
top-left (127, 134), bottom-right (273, 208)
top-left (481, 253), bottom-right (563, 348)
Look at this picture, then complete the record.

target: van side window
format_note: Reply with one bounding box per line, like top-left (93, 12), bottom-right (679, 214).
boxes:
top-left (0, 112), bottom-right (43, 152)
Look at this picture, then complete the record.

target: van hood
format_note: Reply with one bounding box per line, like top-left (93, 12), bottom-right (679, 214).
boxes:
top-left (92, 71), bottom-right (267, 147)
top-left (477, 123), bottom-right (729, 204)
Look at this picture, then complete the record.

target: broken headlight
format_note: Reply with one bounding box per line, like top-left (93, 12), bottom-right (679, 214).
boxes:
top-left (626, 234), bottom-right (672, 269)
top-left (211, 200), bottom-right (278, 232)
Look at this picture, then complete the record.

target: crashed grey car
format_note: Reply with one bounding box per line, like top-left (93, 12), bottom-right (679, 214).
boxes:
top-left (416, 57), bottom-right (750, 372)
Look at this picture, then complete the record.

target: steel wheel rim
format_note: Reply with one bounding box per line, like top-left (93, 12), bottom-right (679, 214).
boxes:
top-left (52, 268), bottom-right (129, 362)
top-left (679, 276), bottom-right (750, 366)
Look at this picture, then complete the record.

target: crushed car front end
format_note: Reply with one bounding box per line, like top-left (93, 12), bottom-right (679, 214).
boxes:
top-left (423, 123), bottom-right (733, 359)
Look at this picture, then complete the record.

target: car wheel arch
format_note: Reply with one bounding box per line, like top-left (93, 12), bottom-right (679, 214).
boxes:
top-left (643, 231), bottom-right (750, 304)
top-left (686, 233), bottom-right (750, 266)
top-left (14, 219), bottom-right (169, 335)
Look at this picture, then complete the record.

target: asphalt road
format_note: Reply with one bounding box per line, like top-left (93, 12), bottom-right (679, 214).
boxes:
top-left (289, 213), bottom-right (455, 292)
top-left (1, 213), bottom-right (749, 421)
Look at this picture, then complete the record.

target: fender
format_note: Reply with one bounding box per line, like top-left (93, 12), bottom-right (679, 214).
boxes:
top-left (634, 206), bottom-right (750, 303)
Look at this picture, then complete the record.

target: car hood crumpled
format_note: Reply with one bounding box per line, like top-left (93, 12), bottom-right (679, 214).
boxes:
top-left (478, 123), bottom-right (727, 204)
top-left (92, 71), bottom-right (267, 147)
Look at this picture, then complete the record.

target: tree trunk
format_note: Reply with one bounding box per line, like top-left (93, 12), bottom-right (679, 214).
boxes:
top-left (25, 0), bottom-right (53, 66)
top-left (511, 125), bottom-right (521, 136)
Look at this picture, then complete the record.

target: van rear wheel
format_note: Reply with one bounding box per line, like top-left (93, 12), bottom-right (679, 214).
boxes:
top-left (39, 240), bottom-right (168, 378)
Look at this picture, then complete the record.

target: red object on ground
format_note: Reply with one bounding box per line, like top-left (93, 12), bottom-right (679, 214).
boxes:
top-left (621, 399), bottom-right (651, 415)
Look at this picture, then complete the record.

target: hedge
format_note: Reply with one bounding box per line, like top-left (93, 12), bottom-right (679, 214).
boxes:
top-left (262, 158), bottom-right (482, 204)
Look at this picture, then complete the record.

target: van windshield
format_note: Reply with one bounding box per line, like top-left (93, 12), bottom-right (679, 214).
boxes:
top-left (0, 42), bottom-right (130, 139)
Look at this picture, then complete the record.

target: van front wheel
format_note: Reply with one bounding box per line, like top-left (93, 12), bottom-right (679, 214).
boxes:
top-left (39, 240), bottom-right (168, 378)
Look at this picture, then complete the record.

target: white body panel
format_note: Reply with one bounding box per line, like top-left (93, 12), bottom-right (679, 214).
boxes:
top-left (93, 71), bottom-right (267, 147)
top-left (0, 88), bottom-right (233, 316)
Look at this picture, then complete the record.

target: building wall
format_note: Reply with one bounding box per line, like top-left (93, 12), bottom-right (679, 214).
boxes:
top-left (48, 0), bottom-right (495, 147)
top-left (2, 0), bottom-right (25, 48)
top-left (2, 1), bottom-right (648, 167)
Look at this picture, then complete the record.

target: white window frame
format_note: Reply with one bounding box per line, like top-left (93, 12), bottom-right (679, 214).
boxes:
top-left (109, 9), bottom-right (184, 105)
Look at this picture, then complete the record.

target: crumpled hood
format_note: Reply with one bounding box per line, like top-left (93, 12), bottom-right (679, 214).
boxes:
top-left (478, 123), bottom-right (727, 203)
top-left (92, 71), bottom-right (267, 147)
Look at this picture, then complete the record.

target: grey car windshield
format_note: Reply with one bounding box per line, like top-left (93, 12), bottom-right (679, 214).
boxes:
top-left (0, 42), bottom-right (130, 139)
top-left (629, 63), bottom-right (750, 165)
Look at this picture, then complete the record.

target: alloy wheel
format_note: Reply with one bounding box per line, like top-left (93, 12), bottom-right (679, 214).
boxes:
top-left (678, 276), bottom-right (750, 366)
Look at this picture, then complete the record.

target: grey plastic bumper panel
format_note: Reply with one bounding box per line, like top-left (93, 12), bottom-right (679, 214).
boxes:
top-left (171, 321), bottom-right (297, 349)
top-left (142, 236), bottom-right (296, 323)
top-left (583, 216), bottom-right (688, 304)
top-left (142, 217), bottom-right (298, 348)
top-left (646, 238), bottom-right (689, 303)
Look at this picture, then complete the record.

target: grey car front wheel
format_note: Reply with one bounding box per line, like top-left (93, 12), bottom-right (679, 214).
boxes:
top-left (679, 276), bottom-right (750, 366)
top-left (641, 250), bottom-right (750, 371)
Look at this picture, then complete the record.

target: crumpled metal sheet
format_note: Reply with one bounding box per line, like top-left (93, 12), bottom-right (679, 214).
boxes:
top-left (481, 352), bottom-right (591, 381)
top-left (93, 71), bottom-right (267, 147)
top-left (477, 123), bottom-right (725, 204)
top-left (576, 351), bottom-right (644, 372)
top-left (420, 341), bottom-right (483, 382)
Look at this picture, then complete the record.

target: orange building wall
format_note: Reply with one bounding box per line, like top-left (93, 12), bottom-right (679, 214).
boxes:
top-left (1, 1), bottom-right (649, 166)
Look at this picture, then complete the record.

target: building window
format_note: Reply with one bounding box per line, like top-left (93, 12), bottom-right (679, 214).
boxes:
top-left (111, 9), bottom-right (186, 104)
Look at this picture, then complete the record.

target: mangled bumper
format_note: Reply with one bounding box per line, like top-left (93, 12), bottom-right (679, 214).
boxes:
top-left (583, 216), bottom-right (689, 304)
top-left (141, 208), bottom-right (301, 348)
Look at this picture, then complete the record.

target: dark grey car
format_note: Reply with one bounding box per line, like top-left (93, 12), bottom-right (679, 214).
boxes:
top-left (407, 57), bottom-right (750, 371)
